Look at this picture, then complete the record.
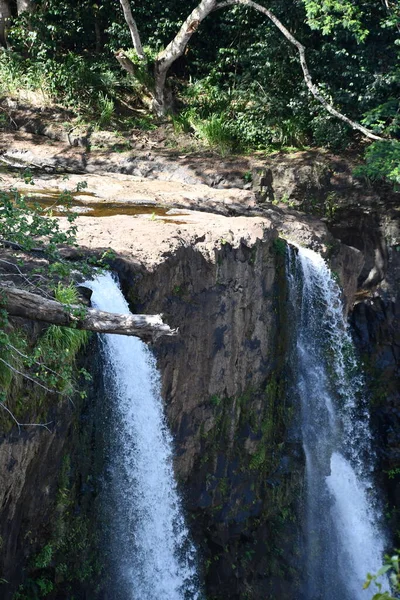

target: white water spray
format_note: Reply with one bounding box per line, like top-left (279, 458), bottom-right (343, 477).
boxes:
top-left (87, 272), bottom-right (200, 600)
top-left (287, 245), bottom-right (388, 600)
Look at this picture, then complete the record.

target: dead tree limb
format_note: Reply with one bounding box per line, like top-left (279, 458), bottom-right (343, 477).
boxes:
top-left (0, 285), bottom-right (177, 342)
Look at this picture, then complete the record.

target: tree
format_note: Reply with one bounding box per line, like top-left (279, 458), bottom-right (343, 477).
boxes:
top-left (117, 0), bottom-right (384, 140)
top-left (364, 552), bottom-right (400, 599)
top-left (0, 0), bottom-right (11, 47)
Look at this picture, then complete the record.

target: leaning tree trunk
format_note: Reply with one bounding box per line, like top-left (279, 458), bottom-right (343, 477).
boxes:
top-left (0, 0), bottom-right (11, 48)
top-left (153, 0), bottom-right (217, 115)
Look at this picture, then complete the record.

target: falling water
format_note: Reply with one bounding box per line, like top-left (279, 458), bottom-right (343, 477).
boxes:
top-left (287, 245), bottom-right (388, 600)
top-left (87, 272), bottom-right (200, 600)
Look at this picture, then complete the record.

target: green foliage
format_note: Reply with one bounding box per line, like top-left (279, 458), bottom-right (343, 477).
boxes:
top-left (386, 468), bottom-right (400, 481)
top-left (123, 46), bottom-right (158, 92)
top-left (0, 0), bottom-right (398, 161)
top-left (14, 452), bottom-right (103, 599)
top-left (53, 282), bottom-right (78, 304)
top-left (97, 92), bottom-right (115, 128)
top-left (302, 0), bottom-right (369, 41)
top-left (33, 545), bottom-right (53, 570)
top-left (364, 553), bottom-right (400, 599)
top-left (0, 188), bottom-right (77, 255)
top-left (0, 327), bottom-right (26, 399)
top-left (0, 50), bottom-right (124, 118)
top-left (310, 113), bottom-right (351, 151)
top-left (362, 99), bottom-right (400, 138)
top-left (181, 75), bottom-right (309, 151)
top-left (354, 141), bottom-right (400, 188)
top-left (32, 285), bottom-right (90, 396)
top-left (273, 238), bottom-right (287, 256)
top-left (0, 185), bottom-right (97, 427)
top-left (39, 323), bottom-right (89, 369)
top-left (193, 113), bottom-right (241, 156)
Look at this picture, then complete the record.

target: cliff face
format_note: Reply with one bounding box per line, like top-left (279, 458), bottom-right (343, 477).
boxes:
top-left (109, 213), bottom-right (361, 599)
top-left (0, 151), bottom-right (398, 599)
top-left (0, 339), bottom-right (105, 600)
top-left (125, 235), bottom-right (301, 599)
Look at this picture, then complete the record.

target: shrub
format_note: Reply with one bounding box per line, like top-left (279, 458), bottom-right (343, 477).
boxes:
top-left (354, 140), bottom-right (400, 189)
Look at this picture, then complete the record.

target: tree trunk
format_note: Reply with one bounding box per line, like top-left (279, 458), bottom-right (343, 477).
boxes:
top-left (16, 0), bottom-right (33, 15)
top-left (0, 0), bottom-right (11, 48)
top-left (119, 0), bottom-right (145, 59)
top-left (153, 0), bottom-right (217, 115)
top-left (0, 285), bottom-right (177, 342)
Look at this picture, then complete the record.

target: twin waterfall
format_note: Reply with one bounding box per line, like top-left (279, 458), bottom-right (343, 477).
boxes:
top-left (287, 246), bottom-right (387, 600)
top-left (88, 273), bottom-right (200, 600)
top-left (87, 244), bottom-right (387, 599)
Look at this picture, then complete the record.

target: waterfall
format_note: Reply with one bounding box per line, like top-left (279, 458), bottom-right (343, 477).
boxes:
top-left (287, 245), bottom-right (388, 600)
top-left (87, 272), bottom-right (200, 600)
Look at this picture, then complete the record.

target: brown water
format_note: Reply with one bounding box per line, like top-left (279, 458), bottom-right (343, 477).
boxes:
top-left (27, 195), bottom-right (183, 219)
top-left (2, 186), bottom-right (191, 221)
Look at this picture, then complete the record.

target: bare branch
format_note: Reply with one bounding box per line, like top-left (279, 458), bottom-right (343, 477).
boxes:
top-left (215, 0), bottom-right (384, 141)
top-left (0, 401), bottom-right (52, 432)
top-left (0, 357), bottom-right (62, 395)
top-left (0, 238), bottom-right (45, 253)
top-left (0, 258), bottom-right (53, 299)
top-left (7, 342), bottom-right (81, 393)
top-left (0, 105), bottom-right (17, 129)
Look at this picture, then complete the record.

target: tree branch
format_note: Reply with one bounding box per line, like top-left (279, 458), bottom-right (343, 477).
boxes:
top-left (0, 258), bottom-right (53, 298)
top-left (0, 401), bottom-right (52, 432)
top-left (0, 285), bottom-right (177, 342)
top-left (215, 0), bottom-right (384, 141)
top-left (0, 357), bottom-right (61, 395)
top-left (7, 342), bottom-right (81, 394)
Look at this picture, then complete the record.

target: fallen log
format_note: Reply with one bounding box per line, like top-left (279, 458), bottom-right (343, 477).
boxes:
top-left (0, 285), bottom-right (177, 342)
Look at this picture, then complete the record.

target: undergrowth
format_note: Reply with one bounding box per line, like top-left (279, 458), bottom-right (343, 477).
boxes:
top-left (0, 184), bottom-right (104, 430)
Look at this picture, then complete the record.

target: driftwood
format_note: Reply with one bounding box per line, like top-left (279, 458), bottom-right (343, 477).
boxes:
top-left (0, 285), bottom-right (177, 342)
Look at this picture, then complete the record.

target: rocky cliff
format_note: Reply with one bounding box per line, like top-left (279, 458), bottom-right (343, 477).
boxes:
top-left (0, 146), bottom-right (398, 599)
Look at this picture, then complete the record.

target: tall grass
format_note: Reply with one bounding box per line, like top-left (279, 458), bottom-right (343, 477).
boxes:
top-left (40, 283), bottom-right (89, 366)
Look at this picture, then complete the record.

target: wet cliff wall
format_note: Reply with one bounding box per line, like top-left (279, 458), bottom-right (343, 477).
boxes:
top-left (330, 203), bottom-right (400, 543)
top-left (116, 232), bottom-right (359, 600)
top-left (0, 334), bottom-right (105, 600)
top-left (0, 161), bottom-right (398, 600)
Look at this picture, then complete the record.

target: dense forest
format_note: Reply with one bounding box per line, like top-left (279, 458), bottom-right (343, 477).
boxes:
top-left (0, 0), bottom-right (399, 182)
